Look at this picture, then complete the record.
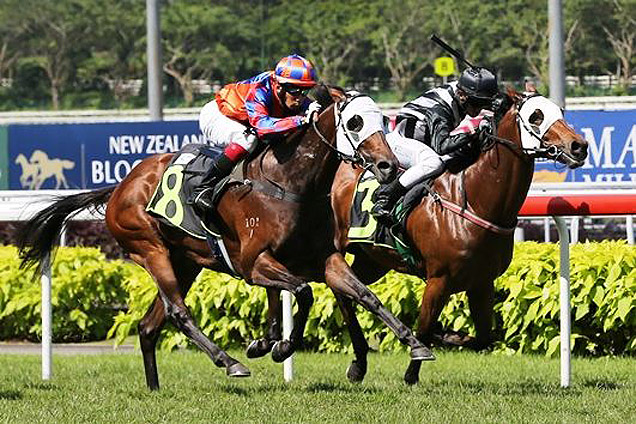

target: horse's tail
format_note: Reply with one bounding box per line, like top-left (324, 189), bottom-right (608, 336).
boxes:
top-left (62, 160), bottom-right (75, 169)
top-left (16, 186), bottom-right (116, 276)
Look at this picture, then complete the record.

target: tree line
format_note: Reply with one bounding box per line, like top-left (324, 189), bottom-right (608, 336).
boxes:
top-left (0, 0), bottom-right (633, 110)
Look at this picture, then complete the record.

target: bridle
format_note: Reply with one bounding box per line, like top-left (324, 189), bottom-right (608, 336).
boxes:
top-left (311, 93), bottom-right (374, 169)
top-left (483, 93), bottom-right (566, 161)
top-left (437, 92), bottom-right (569, 234)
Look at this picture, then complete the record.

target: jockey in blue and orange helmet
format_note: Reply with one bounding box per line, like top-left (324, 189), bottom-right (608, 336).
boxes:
top-left (213, 53), bottom-right (318, 138)
top-left (193, 54), bottom-right (321, 215)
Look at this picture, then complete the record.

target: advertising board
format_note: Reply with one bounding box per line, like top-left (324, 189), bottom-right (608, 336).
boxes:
top-left (2, 108), bottom-right (634, 190)
top-left (7, 121), bottom-right (203, 189)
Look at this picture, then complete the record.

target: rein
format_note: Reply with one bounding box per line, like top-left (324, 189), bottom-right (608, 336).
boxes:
top-left (311, 95), bottom-right (368, 166)
top-left (249, 93), bottom-right (373, 203)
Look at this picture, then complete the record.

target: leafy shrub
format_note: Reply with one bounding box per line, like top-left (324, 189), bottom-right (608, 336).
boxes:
top-left (109, 241), bottom-right (636, 357)
top-left (494, 241), bottom-right (635, 356)
top-left (0, 246), bottom-right (129, 342)
top-left (1, 242), bottom-right (634, 356)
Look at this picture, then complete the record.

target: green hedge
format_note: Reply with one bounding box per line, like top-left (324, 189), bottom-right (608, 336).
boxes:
top-left (1, 242), bottom-right (634, 356)
top-left (0, 246), bottom-right (129, 342)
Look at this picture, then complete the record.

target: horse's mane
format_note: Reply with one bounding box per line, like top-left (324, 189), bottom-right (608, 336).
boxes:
top-left (494, 87), bottom-right (519, 122)
top-left (312, 83), bottom-right (346, 109)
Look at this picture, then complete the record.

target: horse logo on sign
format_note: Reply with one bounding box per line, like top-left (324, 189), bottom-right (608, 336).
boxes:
top-left (14, 149), bottom-right (75, 189)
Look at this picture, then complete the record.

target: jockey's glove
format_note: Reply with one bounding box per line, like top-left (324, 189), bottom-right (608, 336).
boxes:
top-left (302, 101), bottom-right (322, 125)
top-left (476, 118), bottom-right (494, 144)
top-left (478, 117), bottom-right (493, 134)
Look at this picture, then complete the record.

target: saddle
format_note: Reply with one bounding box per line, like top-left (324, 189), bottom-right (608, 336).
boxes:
top-left (146, 143), bottom-right (246, 276)
top-left (348, 171), bottom-right (435, 268)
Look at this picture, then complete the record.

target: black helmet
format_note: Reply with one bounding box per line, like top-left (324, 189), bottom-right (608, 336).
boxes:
top-left (458, 67), bottom-right (499, 102)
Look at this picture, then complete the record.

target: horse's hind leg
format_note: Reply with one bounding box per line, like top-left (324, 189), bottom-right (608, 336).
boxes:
top-left (335, 295), bottom-right (369, 383)
top-left (138, 296), bottom-right (167, 390)
top-left (137, 256), bottom-right (200, 390)
top-left (404, 275), bottom-right (450, 385)
top-left (467, 279), bottom-right (495, 350)
top-left (246, 287), bottom-right (282, 359)
top-left (335, 252), bottom-right (387, 383)
top-left (140, 250), bottom-right (250, 384)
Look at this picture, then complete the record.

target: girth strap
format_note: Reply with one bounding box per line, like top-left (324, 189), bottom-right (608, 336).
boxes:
top-left (229, 159), bottom-right (303, 203)
top-left (244, 178), bottom-right (303, 203)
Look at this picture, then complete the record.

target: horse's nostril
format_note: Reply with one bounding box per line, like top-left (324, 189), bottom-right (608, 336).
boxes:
top-left (571, 140), bottom-right (588, 158)
top-left (376, 161), bottom-right (397, 182)
top-left (377, 161), bottom-right (391, 171)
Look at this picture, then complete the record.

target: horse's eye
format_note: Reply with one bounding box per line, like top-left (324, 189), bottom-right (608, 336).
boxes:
top-left (529, 109), bottom-right (544, 127)
top-left (346, 115), bottom-right (364, 132)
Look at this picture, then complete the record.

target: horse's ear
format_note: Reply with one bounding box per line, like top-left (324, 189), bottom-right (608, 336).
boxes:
top-left (506, 86), bottom-right (522, 102)
top-left (312, 83), bottom-right (344, 108)
top-left (524, 80), bottom-right (537, 94)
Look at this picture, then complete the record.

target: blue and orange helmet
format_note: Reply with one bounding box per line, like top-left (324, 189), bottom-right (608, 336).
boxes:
top-left (274, 54), bottom-right (317, 87)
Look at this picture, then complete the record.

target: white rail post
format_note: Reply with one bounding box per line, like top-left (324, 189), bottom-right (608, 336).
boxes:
top-left (553, 216), bottom-right (571, 388)
top-left (570, 217), bottom-right (579, 244)
top-left (627, 216), bottom-right (634, 245)
top-left (514, 226), bottom-right (525, 242)
top-left (41, 253), bottom-right (52, 380)
top-left (282, 290), bottom-right (293, 382)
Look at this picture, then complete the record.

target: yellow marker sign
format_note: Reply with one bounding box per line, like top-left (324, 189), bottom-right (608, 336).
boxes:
top-left (434, 57), bottom-right (455, 77)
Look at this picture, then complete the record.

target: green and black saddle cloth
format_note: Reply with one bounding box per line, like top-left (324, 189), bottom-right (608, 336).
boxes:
top-left (146, 143), bottom-right (243, 276)
top-left (347, 171), bottom-right (433, 268)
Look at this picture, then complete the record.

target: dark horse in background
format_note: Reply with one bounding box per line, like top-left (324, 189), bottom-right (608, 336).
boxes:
top-left (17, 86), bottom-right (434, 390)
top-left (251, 85), bottom-right (589, 383)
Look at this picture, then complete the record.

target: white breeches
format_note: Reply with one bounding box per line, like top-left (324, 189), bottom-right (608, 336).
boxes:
top-left (385, 130), bottom-right (449, 188)
top-left (199, 100), bottom-right (258, 151)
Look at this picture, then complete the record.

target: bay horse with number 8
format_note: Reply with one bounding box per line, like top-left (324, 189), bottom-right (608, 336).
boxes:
top-left (17, 86), bottom-right (435, 390)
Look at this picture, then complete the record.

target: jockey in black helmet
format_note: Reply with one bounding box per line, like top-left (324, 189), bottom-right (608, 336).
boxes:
top-left (371, 67), bottom-right (500, 224)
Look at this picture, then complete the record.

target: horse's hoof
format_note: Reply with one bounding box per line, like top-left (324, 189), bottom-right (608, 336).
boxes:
top-left (226, 362), bottom-right (251, 378)
top-left (410, 345), bottom-right (435, 361)
top-left (246, 339), bottom-right (274, 359)
top-left (404, 361), bottom-right (420, 385)
top-left (346, 360), bottom-right (367, 383)
top-left (271, 340), bottom-right (293, 363)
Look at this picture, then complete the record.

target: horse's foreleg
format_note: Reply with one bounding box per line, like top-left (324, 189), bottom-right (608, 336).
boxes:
top-left (142, 250), bottom-right (250, 382)
top-left (246, 287), bottom-right (282, 358)
top-left (336, 250), bottom-right (390, 382)
top-left (467, 279), bottom-right (495, 351)
top-left (138, 296), bottom-right (167, 391)
top-left (404, 275), bottom-right (450, 385)
top-left (324, 253), bottom-right (434, 366)
top-left (250, 251), bottom-right (313, 363)
top-left (334, 294), bottom-right (369, 383)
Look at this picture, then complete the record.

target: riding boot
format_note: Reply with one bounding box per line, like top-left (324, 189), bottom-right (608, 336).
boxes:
top-left (371, 179), bottom-right (407, 224)
top-left (192, 152), bottom-right (236, 216)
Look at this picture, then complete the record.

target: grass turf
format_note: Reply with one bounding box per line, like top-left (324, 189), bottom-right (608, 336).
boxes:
top-left (0, 350), bottom-right (633, 423)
